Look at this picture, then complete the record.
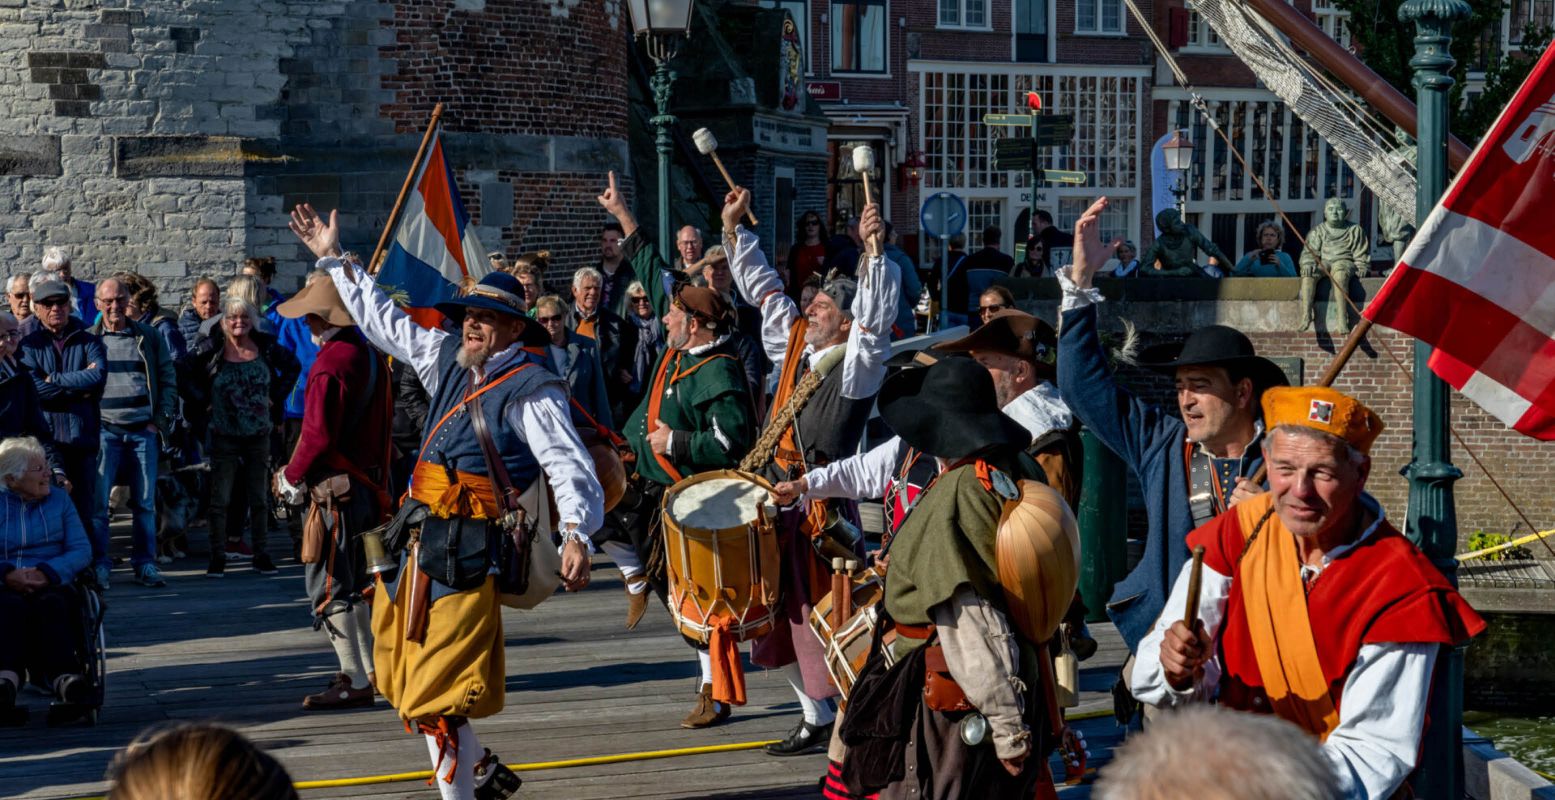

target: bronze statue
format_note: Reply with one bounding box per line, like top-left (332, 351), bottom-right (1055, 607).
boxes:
top-left (1299, 198), bottom-right (1371, 333)
top-left (1141, 209), bottom-right (1227, 277)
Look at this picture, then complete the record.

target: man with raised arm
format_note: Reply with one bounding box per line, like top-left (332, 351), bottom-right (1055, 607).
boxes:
top-left (723, 186), bottom-right (899, 755)
top-left (288, 204), bottom-right (603, 800)
top-left (594, 172), bottom-right (759, 728)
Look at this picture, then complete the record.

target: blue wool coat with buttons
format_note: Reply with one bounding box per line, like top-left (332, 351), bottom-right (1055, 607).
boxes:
top-left (1057, 303), bottom-right (1265, 651)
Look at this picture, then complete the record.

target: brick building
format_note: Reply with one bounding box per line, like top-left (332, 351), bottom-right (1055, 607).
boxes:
top-left (766, 0), bottom-right (1158, 279)
top-left (0, 0), bottom-right (629, 300)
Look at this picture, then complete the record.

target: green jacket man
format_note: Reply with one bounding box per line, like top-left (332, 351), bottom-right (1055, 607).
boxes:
top-left (837, 357), bottom-right (1058, 799)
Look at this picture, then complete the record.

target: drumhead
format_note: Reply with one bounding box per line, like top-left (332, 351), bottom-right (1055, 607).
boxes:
top-left (669, 477), bottom-right (768, 530)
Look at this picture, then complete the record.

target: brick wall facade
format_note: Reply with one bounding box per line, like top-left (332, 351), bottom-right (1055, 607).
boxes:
top-left (0, 0), bottom-right (628, 304)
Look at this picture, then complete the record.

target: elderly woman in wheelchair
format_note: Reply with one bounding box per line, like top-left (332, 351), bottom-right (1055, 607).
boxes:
top-left (1, 436), bottom-right (93, 717)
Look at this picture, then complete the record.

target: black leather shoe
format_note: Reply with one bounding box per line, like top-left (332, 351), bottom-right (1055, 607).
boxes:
top-left (765, 719), bottom-right (833, 757)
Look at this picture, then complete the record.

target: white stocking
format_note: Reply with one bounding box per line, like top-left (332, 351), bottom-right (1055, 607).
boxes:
top-left (600, 540), bottom-right (646, 591)
top-left (696, 649), bottom-right (713, 687)
top-left (346, 603), bottom-right (374, 683)
top-left (781, 662), bottom-right (835, 725)
top-left (424, 720), bottom-right (483, 800)
top-left (324, 610), bottom-right (369, 689)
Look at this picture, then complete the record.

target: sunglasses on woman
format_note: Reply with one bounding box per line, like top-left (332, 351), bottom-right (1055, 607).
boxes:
top-left (979, 303), bottom-right (1007, 317)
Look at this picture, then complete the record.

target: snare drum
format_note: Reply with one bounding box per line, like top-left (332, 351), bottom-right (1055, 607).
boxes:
top-left (661, 470), bottom-right (781, 643)
top-left (808, 567), bottom-right (896, 699)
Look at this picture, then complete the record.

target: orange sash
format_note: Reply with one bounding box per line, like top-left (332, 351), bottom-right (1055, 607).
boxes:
top-left (410, 461), bottom-right (501, 520)
top-left (767, 319), bottom-right (811, 473)
top-left (1235, 494), bottom-right (1341, 740)
top-left (643, 349), bottom-right (735, 483)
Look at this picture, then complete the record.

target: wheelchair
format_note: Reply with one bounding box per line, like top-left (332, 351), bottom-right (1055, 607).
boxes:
top-left (0, 576), bottom-right (106, 727)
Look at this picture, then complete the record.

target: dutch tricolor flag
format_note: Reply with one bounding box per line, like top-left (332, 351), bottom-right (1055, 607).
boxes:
top-left (375, 131), bottom-right (489, 328)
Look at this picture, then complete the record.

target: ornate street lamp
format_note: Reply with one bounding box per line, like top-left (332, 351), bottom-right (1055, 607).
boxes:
top-left (1400, 0), bottom-right (1470, 793)
top-left (1162, 129), bottom-right (1194, 216)
top-left (626, 0), bottom-right (697, 263)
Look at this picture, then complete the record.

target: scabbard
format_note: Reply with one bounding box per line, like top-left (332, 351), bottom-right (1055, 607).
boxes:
top-left (404, 541), bottom-right (433, 645)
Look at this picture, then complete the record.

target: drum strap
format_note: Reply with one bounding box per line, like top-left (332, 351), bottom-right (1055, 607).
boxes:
top-left (645, 350), bottom-right (735, 483)
top-left (740, 322), bottom-right (846, 474)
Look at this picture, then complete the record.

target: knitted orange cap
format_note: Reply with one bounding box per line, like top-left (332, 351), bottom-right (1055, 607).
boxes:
top-left (1261, 386), bottom-right (1385, 454)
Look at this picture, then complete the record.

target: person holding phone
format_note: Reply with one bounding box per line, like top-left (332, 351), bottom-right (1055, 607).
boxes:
top-left (1232, 221), bottom-right (1297, 277)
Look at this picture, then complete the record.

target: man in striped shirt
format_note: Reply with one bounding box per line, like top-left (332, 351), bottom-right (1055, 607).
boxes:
top-left (89, 277), bottom-right (176, 589)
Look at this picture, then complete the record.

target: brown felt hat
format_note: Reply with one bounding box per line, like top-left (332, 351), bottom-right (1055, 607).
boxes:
top-left (275, 276), bottom-right (355, 327)
top-left (672, 284), bottom-right (731, 327)
top-left (934, 309), bottom-right (1057, 377)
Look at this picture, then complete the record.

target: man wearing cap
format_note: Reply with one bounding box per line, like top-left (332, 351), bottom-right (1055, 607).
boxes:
top-left (18, 279), bottom-right (105, 577)
top-left (835, 357), bottom-right (1057, 798)
top-left (273, 272), bottom-right (393, 712)
top-left (722, 186), bottom-right (900, 756)
top-left (289, 203), bottom-right (602, 800)
top-left (1056, 198), bottom-right (1288, 678)
top-left (1133, 386), bottom-right (1485, 798)
top-left (596, 172), bottom-right (758, 727)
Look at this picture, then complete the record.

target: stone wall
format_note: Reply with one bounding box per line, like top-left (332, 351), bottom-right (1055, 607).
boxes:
top-left (0, 0), bottom-right (628, 304)
top-left (1012, 276), bottom-right (1555, 544)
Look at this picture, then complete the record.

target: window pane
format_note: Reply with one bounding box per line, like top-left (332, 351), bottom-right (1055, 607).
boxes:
top-left (967, 0), bottom-right (987, 26)
top-left (940, 0), bottom-right (959, 26)
top-left (1077, 0), bottom-right (1096, 31)
top-left (1102, 0), bottom-right (1121, 32)
top-left (860, 2), bottom-right (886, 71)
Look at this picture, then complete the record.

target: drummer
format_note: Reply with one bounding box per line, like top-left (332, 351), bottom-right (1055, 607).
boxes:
top-left (834, 356), bottom-right (1058, 797)
top-left (595, 173), bottom-right (759, 728)
top-left (776, 313), bottom-right (1097, 661)
top-left (722, 188), bottom-right (900, 755)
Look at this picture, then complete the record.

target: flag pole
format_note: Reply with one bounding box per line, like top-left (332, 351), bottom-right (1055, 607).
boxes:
top-left (369, 102), bottom-right (445, 275)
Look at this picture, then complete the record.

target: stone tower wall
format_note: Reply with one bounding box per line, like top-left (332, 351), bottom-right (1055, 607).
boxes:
top-left (0, 0), bottom-right (629, 303)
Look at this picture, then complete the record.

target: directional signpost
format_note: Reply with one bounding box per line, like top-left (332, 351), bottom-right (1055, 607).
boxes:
top-left (983, 93), bottom-right (1086, 251)
top-left (920, 191), bottom-right (967, 332)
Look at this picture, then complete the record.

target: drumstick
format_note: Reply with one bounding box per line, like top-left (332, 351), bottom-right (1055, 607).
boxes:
top-left (841, 559), bottom-right (859, 622)
top-left (693, 128), bottom-right (759, 227)
top-left (852, 146), bottom-right (883, 258)
top-left (830, 557), bottom-right (847, 630)
top-left (1182, 545), bottom-right (1206, 631)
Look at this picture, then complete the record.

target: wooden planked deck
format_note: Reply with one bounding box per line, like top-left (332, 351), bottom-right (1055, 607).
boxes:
top-left (0, 526), bottom-right (1129, 799)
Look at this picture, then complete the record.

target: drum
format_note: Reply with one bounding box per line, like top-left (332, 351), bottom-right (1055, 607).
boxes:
top-left (661, 470), bottom-right (781, 643)
top-left (808, 567), bottom-right (896, 700)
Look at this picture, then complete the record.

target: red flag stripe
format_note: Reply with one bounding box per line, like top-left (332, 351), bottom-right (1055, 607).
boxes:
top-left (1388, 210), bottom-right (1555, 335)
top-left (1367, 265), bottom-right (1553, 420)
top-left (416, 137), bottom-right (468, 275)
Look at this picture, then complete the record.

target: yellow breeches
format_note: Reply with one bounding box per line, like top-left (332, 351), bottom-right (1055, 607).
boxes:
top-left (372, 573), bottom-right (506, 722)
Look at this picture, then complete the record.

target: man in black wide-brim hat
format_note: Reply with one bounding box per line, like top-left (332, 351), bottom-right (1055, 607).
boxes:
top-left (1054, 197), bottom-right (1289, 718)
top-left (834, 357), bottom-right (1058, 799)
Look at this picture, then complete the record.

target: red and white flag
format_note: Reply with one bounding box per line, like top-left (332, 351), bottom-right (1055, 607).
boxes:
top-left (1365, 45), bottom-right (1555, 439)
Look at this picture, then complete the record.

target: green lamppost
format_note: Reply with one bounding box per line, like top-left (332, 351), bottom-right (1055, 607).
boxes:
top-left (1399, 0), bottom-right (1470, 794)
top-left (626, 0), bottom-right (696, 263)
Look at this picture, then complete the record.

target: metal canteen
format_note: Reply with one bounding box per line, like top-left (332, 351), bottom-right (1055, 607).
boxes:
top-left (959, 712), bottom-right (990, 746)
top-left (360, 527), bottom-right (396, 575)
top-left (812, 504), bottom-right (864, 562)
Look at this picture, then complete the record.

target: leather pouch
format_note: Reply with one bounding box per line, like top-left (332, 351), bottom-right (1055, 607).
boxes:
top-left (416, 514), bottom-right (494, 591)
top-left (922, 645), bottom-right (974, 713)
top-left (299, 474), bottom-right (352, 564)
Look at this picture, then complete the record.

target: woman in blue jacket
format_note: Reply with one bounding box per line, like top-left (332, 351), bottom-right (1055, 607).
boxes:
top-left (0, 435), bottom-right (93, 712)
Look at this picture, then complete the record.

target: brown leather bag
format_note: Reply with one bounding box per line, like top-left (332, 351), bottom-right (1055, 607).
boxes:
top-left (300, 474), bottom-right (351, 564)
top-left (922, 644), bottom-right (974, 713)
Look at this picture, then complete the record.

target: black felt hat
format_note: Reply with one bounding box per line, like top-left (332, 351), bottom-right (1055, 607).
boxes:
top-left (1137, 325), bottom-right (1289, 391)
top-left (878, 356), bottom-right (1030, 460)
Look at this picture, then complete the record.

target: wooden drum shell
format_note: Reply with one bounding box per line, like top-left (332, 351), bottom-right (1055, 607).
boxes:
top-left (661, 470), bottom-right (781, 644)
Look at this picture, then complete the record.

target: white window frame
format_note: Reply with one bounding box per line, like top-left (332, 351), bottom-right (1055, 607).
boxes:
top-left (938, 0), bottom-right (991, 30)
top-left (1181, 8), bottom-right (1230, 53)
top-left (1310, 0), bottom-right (1352, 50)
top-left (1009, 0), bottom-right (1057, 63)
top-left (1073, 0), bottom-right (1126, 37)
top-left (830, 0), bottom-right (891, 76)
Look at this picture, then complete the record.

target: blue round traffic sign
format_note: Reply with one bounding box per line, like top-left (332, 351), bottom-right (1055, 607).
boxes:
top-left (920, 192), bottom-right (967, 240)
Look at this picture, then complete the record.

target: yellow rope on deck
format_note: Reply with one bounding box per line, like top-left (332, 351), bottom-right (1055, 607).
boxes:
top-left (1456, 527), bottom-right (1555, 561)
top-left (63, 708), bottom-right (1120, 797)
